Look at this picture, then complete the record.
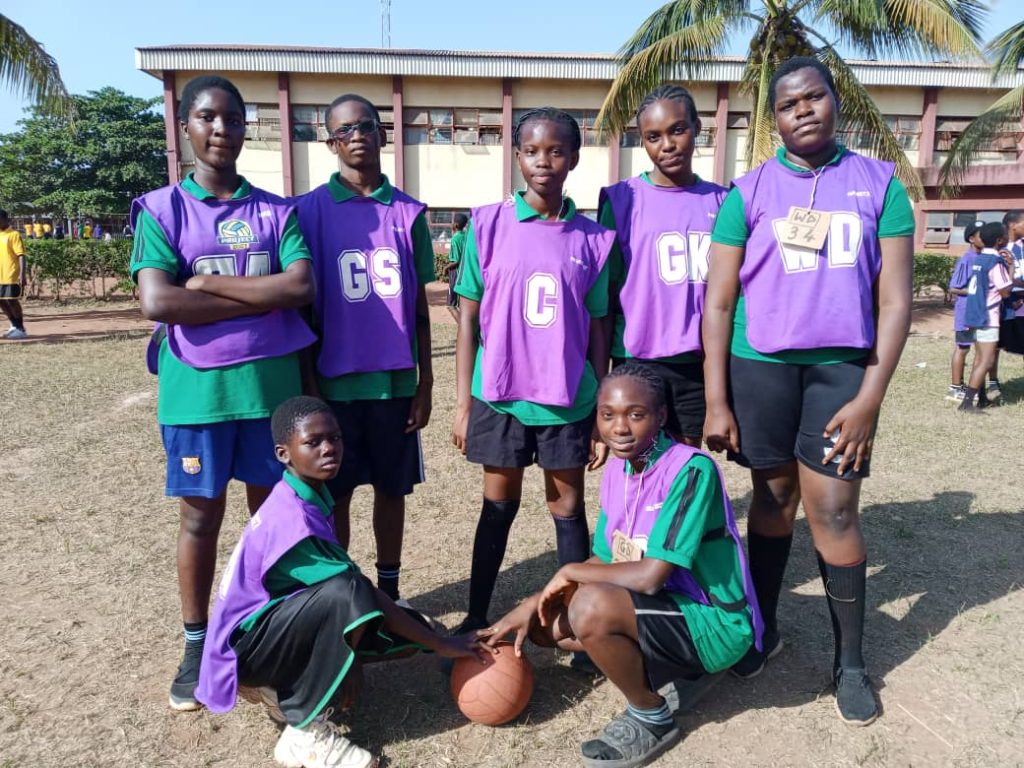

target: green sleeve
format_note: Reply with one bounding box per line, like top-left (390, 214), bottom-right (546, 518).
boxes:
top-left (645, 455), bottom-right (723, 570)
top-left (592, 509), bottom-right (612, 563)
top-left (454, 221), bottom-right (484, 301)
top-left (877, 177), bottom-right (916, 239)
top-left (279, 212), bottom-right (312, 268)
top-left (585, 259), bottom-right (610, 318)
top-left (448, 230), bottom-right (465, 264)
top-left (263, 536), bottom-right (356, 596)
top-left (599, 201), bottom-right (626, 285)
top-left (710, 188), bottom-right (749, 247)
top-left (129, 210), bottom-right (179, 281)
top-left (412, 212), bottom-right (436, 284)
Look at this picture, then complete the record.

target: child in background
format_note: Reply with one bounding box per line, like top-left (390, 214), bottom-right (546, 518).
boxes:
top-left (0, 209), bottom-right (28, 339)
top-left (446, 212), bottom-right (469, 321)
top-left (960, 221), bottom-right (1013, 412)
top-left (947, 221), bottom-right (984, 402)
top-left (999, 210), bottom-right (1024, 356)
top-left (481, 364), bottom-right (761, 768)
top-left (197, 396), bottom-right (484, 768)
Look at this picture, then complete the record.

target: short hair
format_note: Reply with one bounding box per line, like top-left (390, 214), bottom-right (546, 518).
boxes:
top-left (1002, 210), bottom-right (1024, 226)
top-left (513, 107), bottom-right (582, 152)
top-left (979, 221), bottom-right (1006, 249)
top-left (636, 84), bottom-right (699, 125)
top-left (271, 396), bottom-right (336, 446)
top-left (177, 76), bottom-right (246, 123)
top-left (964, 220), bottom-right (985, 242)
top-left (326, 93), bottom-right (381, 127)
top-left (454, 213), bottom-right (469, 230)
top-left (0, 209), bottom-right (8, 219)
top-left (600, 361), bottom-right (667, 412)
top-left (769, 56), bottom-right (838, 111)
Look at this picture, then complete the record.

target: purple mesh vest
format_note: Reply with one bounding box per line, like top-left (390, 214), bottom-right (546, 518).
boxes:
top-left (732, 152), bottom-right (895, 353)
top-left (473, 200), bottom-right (614, 407)
top-left (950, 249), bottom-right (977, 332)
top-left (295, 184), bottom-right (426, 377)
top-left (600, 177), bottom-right (726, 358)
top-left (131, 184), bottom-right (315, 370)
top-left (196, 477), bottom-right (339, 714)
top-left (599, 441), bottom-right (764, 650)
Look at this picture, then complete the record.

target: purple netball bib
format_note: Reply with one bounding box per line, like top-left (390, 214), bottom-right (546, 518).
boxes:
top-left (473, 200), bottom-right (614, 407)
top-left (131, 184), bottom-right (315, 370)
top-left (196, 477), bottom-right (340, 714)
top-left (732, 152), bottom-right (895, 353)
top-left (601, 177), bottom-right (726, 358)
top-left (295, 185), bottom-right (426, 377)
top-left (600, 441), bottom-right (764, 650)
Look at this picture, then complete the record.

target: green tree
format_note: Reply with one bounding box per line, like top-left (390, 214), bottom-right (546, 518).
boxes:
top-left (0, 14), bottom-right (72, 117)
top-left (598, 0), bottom-right (988, 199)
top-left (939, 19), bottom-right (1024, 195)
top-left (0, 87), bottom-right (167, 217)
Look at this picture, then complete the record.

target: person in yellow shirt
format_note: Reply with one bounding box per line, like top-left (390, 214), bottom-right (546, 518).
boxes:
top-left (0, 210), bottom-right (28, 339)
top-left (32, 221), bottom-right (43, 240)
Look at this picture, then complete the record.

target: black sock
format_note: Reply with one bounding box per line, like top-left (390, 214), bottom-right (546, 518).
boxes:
top-left (376, 562), bottom-right (401, 600)
top-left (960, 387), bottom-right (980, 409)
top-left (817, 553), bottom-right (867, 673)
top-left (748, 532), bottom-right (793, 638)
top-left (552, 506), bottom-right (589, 566)
top-left (183, 621), bottom-right (207, 650)
top-left (467, 498), bottom-right (520, 621)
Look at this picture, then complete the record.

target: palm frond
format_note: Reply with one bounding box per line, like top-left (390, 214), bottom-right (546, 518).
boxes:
top-left (818, 46), bottom-right (925, 199)
top-left (745, 54), bottom-right (778, 168)
top-left (616, 0), bottom-right (752, 56)
top-left (937, 86), bottom-right (1024, 196)
top-left (0, 14), bottom-right (72, 118)
top-left (988, 20), bottom-right (1024, 76)
top-left (807, 0), bottom-right (986, 60)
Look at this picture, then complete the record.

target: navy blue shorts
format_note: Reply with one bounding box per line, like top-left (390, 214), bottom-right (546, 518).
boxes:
top-left (160, 418), bottom-right (280, 498)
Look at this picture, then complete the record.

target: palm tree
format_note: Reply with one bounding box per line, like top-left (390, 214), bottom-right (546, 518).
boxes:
top-left (598, 0), bottom-right (988, 199)
top-left (939, 19), bottom-right (1024, 196)
top-left (0, 14), bottom-right (72, 118)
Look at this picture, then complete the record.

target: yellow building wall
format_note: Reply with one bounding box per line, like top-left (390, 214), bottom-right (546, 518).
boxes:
top-left (290, 142), bottom-right (396, 196)
top-left (621, 148), bottom-right (651, 179)
top-left (866, 87), bottom-right (923, 115)
top-left (404, 77), bottom-right (502, 108)
top-left (937, 89), bottom-right (1007, 116)
top-left (512, 80), bottom-right (611, 109)
top-left (404, 145), bottom-right (503, 207)
top-left (237, 145), bottom-right (284, 196)
top-left (725, 131), bottom-right (749, 183)
top-left (290, 74), bottom-right (392, 107)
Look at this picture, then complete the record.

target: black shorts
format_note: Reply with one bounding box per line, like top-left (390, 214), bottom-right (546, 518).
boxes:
top-left (999, 317), bottom-right (1024, 355)
top-left (728, 355), bottom-right (870, 480)
top-left (613, 357), bottom-right (705, 440)
top-left (232, 571), bottom-right (423, 727)
top-left (631, 591), bottom-right (706, 689)
top-left (327, 398), bottom-right (424, 498)
top-left (465, 397), bottom-right (594, 470)
top-left (447, 268), bottom-right (460, 308)
top-left (0, 284), bottom-right (21, 299)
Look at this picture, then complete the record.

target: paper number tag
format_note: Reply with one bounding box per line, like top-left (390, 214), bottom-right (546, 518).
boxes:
top-left (780, 206), bottom-right (831, 250)
top-left (612, 531), bottom-right (643, 563)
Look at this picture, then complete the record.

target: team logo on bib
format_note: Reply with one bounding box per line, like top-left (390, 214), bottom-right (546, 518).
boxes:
top-left (217, 219), bottom-right (259, 250)
top-left (181, 456), bottom-right (202, 475)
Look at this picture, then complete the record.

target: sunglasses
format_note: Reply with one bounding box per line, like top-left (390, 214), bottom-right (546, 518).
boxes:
top-left (328, 119), bottom-right (379, 142)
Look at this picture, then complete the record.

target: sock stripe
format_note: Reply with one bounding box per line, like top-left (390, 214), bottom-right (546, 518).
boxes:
top-left (627, 702), bottom-right (673, 727)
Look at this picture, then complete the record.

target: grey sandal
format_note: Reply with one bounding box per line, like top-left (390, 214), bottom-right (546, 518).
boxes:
top-left (580, 711), bottom-right (681, 768)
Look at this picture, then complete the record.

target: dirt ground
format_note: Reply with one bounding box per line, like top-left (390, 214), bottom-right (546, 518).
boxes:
top-left (1, 296), bottom-right (1023, 767)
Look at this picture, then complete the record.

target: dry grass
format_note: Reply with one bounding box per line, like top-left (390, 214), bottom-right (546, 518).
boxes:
top-left (1, 322), bottom-right (1023, 767)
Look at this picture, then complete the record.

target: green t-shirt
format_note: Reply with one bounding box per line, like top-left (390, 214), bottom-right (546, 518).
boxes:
top-left (601, 171), bottom-right (702, 365)
top-left (448, 228), bottom-right (467, 264)
top-left (316, 174), bottom-right (435, 402)
top-left (130, 174), bottom-right (311, 425)
top-left (711, 146), bottom-right (915, 365)
top-left (593, 434), bottom-right (754, 673)
top-left (456, 191), bottom-right (610, 425)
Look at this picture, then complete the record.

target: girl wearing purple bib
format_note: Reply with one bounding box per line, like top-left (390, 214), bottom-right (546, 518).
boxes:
top-left (130, 76), bottom-right (316, 713)
top-left (450, 109), bottom-right (614, 639)
top-left (703, 58), bottom-right (914, 726)
top-left (600, 85), bottom-right (727, 446)
top-left (946, 223), bottom-right (984, 402)
top-left (480, 364), bottom-right (761, 768)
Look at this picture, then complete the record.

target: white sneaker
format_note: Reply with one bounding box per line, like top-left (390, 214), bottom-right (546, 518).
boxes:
top-left (273, 717), bottom-right (375, 768)
top-left (5, 328), bottom-right (27, 339)
top-left (1, 326), bottom-right (13, 337)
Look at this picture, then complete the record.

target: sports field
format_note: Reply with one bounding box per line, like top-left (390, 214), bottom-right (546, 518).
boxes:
top-left (1, 307), bottom-right (1022, 767)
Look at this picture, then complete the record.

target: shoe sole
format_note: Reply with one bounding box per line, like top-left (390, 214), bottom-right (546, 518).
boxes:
top-left (168, 695), bottom-right (202, 712)
top-left (731, 638), bottom-right (784, 680)
top-left (834, 697), bottom-right (879, 727)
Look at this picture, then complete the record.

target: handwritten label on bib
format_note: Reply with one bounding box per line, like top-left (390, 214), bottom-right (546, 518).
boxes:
top-left (780, 207), bottom-right (831, 250)
top-left (612, 531), bottom-right (643, 563)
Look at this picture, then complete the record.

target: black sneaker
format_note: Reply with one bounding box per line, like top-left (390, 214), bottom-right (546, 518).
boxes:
top-left (730, 630), bottom-right (783, 679)
top-left (834, 667), bottom-right (878, 726)
top-left (169, 642), bottom-right (204, 711)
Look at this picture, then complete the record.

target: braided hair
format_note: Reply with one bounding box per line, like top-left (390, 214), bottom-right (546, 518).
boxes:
top-left (768, 56), bottom-right (837, 111)
top-left (636, 84), bottom-right (699, 125)
top-left (271, 396), bottom-right (337, 446)
top-left (601, 361), bottom-right (667, 412)
top-left (513, 107), bottom-right (582, 152)
top-left (177, 76), bottom-right (245, 123)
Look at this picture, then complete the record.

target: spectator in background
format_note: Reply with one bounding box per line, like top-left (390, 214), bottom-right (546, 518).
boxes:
top-left (947, 221), bottom-right (984, 402)
top-left (0, 209), bottom-right (29, 339)
top-left (53, 222), bottom-right (65, 240)
top-left (93, 223), bottom-right (104, 240)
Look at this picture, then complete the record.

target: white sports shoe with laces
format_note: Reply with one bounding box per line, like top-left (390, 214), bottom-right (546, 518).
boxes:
top-left (273, 709), bottom-right (376, 768)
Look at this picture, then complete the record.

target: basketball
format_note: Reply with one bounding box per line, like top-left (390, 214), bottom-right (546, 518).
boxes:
top-left (450, 641), bottom-right (534, 726)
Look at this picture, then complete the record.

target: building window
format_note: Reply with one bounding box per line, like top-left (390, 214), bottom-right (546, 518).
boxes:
top-left (935, 116), bottom-right (1020, 155)
top-left (245, 104), bottom-right (281, 141)
top-left (620, 112), bottom-right (718, 148)
top-left (404, 108), bottom-right (502, 145)
top-left (291, 105), bottom-right (395, 143)
top-left (838, 115), bottom-right (922, 151)
top-left (923, 211), bottom-right (953, 246)
top-left (426, 209), bottom-right (470, 242)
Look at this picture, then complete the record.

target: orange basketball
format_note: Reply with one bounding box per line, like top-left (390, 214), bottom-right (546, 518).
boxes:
top-left (450, 641), bottom-right (534, 726)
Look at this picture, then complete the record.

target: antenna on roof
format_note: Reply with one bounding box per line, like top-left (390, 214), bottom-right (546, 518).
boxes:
top-left (381, 0), bottom-right (392, 47)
